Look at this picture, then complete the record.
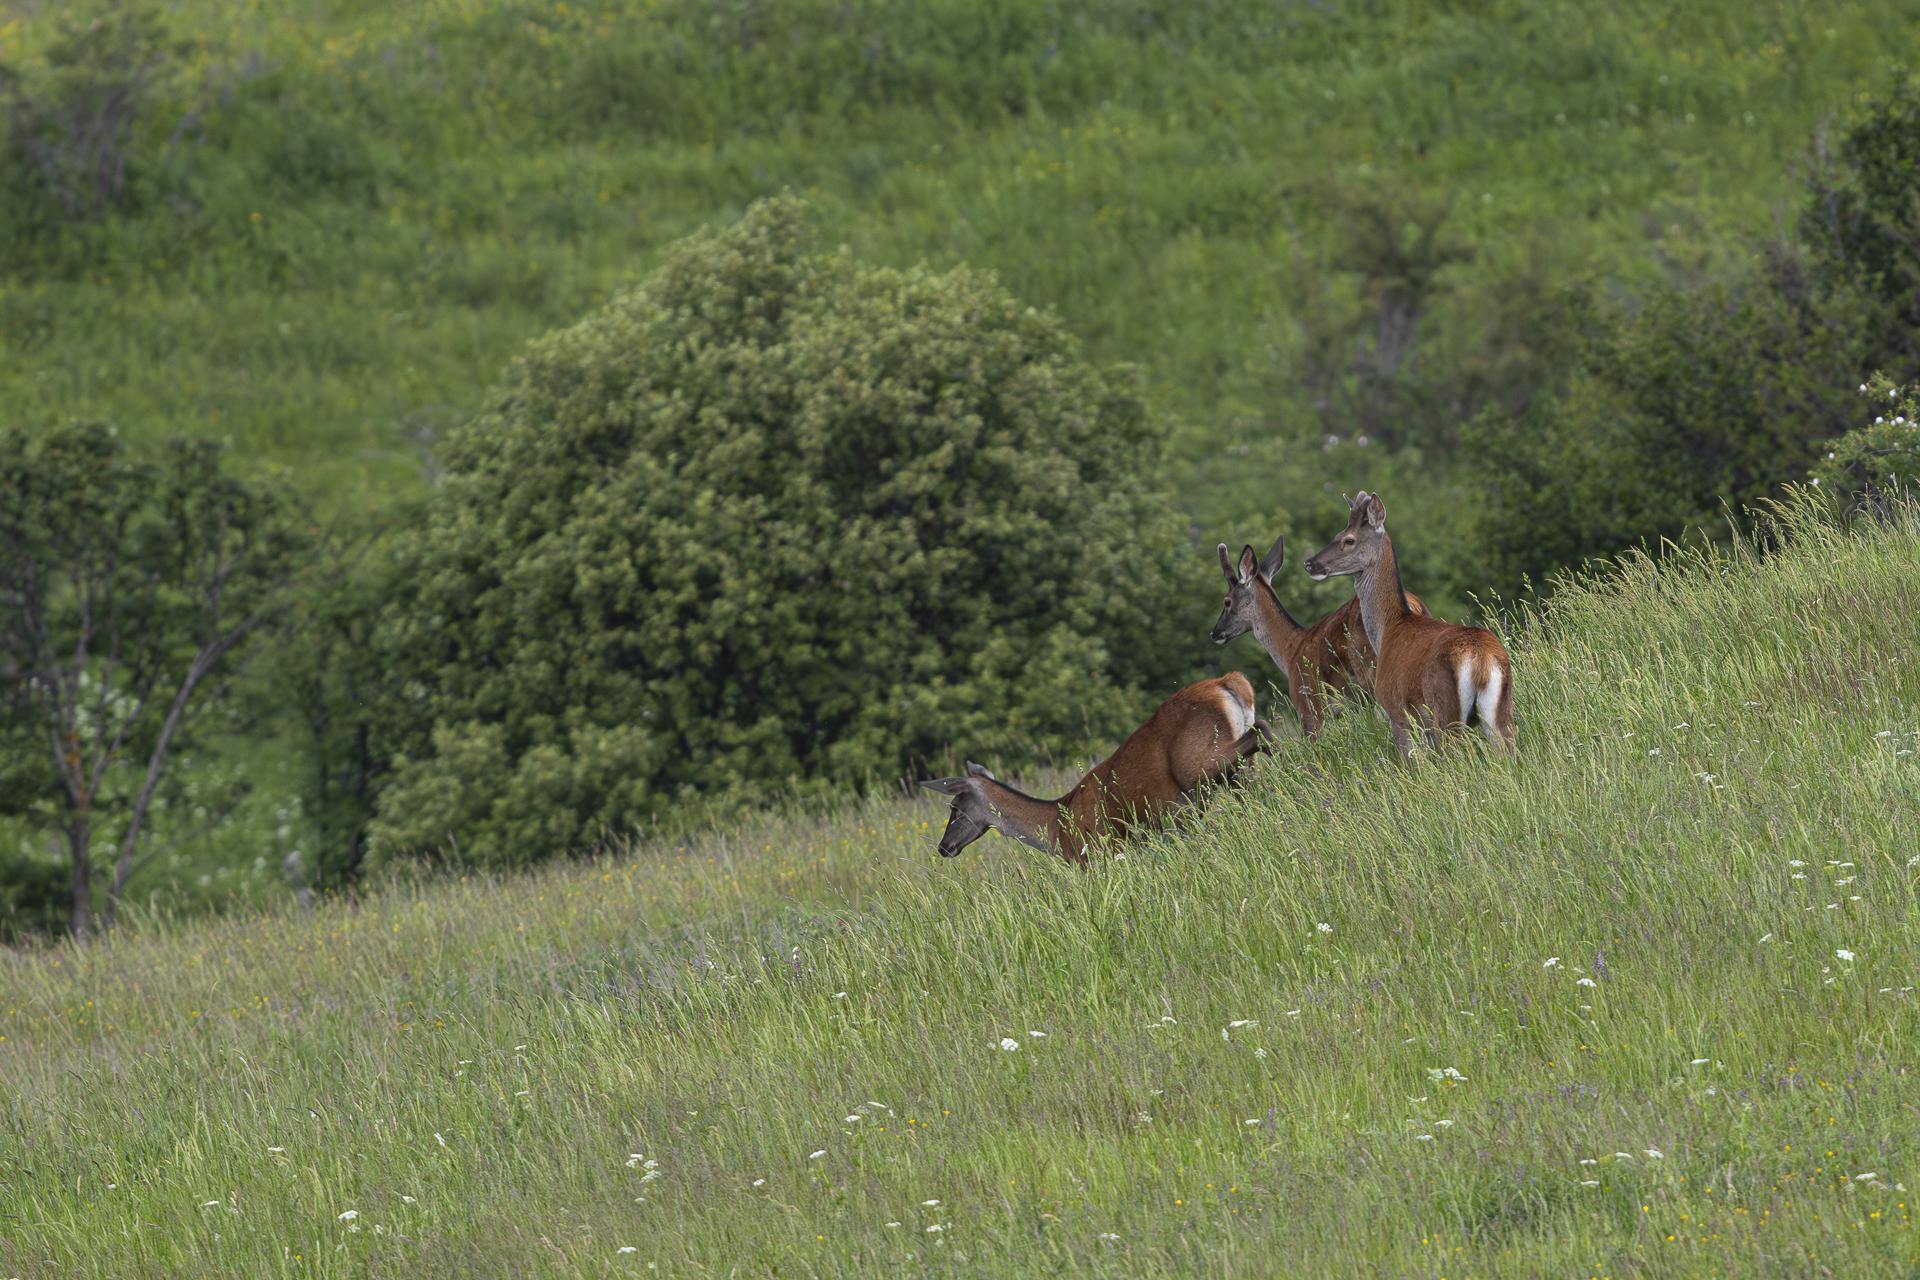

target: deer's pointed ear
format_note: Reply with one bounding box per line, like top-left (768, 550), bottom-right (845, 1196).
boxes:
top-left (1237, 544), bottom-right (1259, 582)
top-left (1217, 542), bottom-right (1236, 582)
top-left (1258, 535), bottom-right (1286, 582)
top-left (965, 760), bottom-right (997, 781)
top-left (1362, 493), bottom-right (1386, 530)
top-left (920, 777), bottom-right (967, 796)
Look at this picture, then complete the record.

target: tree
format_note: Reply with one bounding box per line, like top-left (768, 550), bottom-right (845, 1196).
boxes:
top-left (369, 195), bottom-right (1191, 868)
top-left (0, 423), bottom-right (308, 935)
top-left (1464, 73), bottom-right (1920, 597)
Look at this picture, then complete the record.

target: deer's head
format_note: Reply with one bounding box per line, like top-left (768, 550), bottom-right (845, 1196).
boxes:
top-left (919, 761), bottom-right (1002, 858)
top-left (1210, 536), bottom-right (1286, 644)
top-left (1304, 491), bottom-right (1388, 581)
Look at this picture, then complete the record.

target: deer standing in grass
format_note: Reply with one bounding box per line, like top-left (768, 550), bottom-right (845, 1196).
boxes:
top-left (1303, 492), bottom-right (1514, 755)
top-left (1210, 536), bottom-right (1428, 737)
top-left (921, 674), bottom-right (1271, 864)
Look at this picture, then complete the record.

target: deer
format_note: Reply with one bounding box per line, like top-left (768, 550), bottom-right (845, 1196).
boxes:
top-left (920, 673), bottom-right (1271, 864)
top-left (1302, 491), bottom-right (1514, 755)
top-left (1210, 535), bottom-right (1428, 737)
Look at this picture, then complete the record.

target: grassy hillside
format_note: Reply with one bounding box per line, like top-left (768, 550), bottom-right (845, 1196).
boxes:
top-left (3, 0), bottom-right (1914, 544)
top-left (5, 503), bottom-right (1918, 1277)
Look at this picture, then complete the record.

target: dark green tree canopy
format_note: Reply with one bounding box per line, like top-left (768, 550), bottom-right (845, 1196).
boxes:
top-left (371, 196), bottom-right (1190, 867)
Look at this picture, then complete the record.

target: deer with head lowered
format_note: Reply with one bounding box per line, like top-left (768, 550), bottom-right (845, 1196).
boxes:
top-left (921, 674), bottom-right (1271, 864)
top-left (1303, 491), bottom-right (1514, 755)
top-left (1210, 535), bottom-right (1428, 737)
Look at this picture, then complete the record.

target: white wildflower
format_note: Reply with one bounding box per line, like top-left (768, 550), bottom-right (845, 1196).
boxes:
top-left (1580, 1179), bottom-right (1600, 1187)
top-left (1543, 956), bottom-right (1562, 969)
top-left (201, 1200), bottom-right (221, 1208)
top-left (1317, 922), bottom-right (1333, 934)
top-left (925, 1223), bottom-right (944, 1233)
top-left (1836, 949), bottom-right (1856, 963)
top-left (1098, 1231), bottom-right (1121, 1241)
top-left (618, 1246), bottom-right (638, 1255)
top-left (999, 1037), bottom-right (1020, 1051)
top-left (1855, 1171), bottom-right (1879, 1182)
top-left (400, 1195), bottom-right (417, 1205)
top-left (752, 1179), bottom-right (766, 1187)
top-left (923, 1199), bottom-right (941, 1206)
top-left (1690, 1058), bottom-right (1710, 1066)
top-left (337, 1209), bottom-right (359, 1222)
top-left (1645, 1147), bottom-right (1664, 1159)
top-left (809, 1150), bottom-right (826, 1160)
top-left (1028, 1030), bottom-right (1047, 1038)
top-left (1414, 1133), bottom-right (1434, 1141)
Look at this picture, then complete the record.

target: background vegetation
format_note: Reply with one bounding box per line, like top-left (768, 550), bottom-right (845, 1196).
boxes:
top-left (2, 0), bottom-right (1918, 926)
top-left (4, 503), bottom-right (1918, 1276)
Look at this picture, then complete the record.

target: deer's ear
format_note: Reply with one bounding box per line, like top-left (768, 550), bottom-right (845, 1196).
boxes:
top-left (1217, 542), bottom-right (1237, 582)
top-left (1258, 535), bottom-right (1286, 582)
top-left (965, 760), bottom-right (997, 781)
top-left (1237, 544), bottom-right (1259, 583)
top-left (1361, 493), bottom-right (1386, 531)
top-left (920, 777), bottom-right (968, 796)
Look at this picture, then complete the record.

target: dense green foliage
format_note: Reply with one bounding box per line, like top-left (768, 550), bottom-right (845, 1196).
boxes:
top-left (367, 197), bottom-right (1187, 867)
top-left (1469, 74), bottom-right (1920, 590)
top-left (0, 423), bottom-right (310, 935)
top-left (5, 505), bottom-right (1919, 1275)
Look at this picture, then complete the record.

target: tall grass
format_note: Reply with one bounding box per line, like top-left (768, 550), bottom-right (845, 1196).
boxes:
top-left (4, 504), bottom-right (1917, 1276)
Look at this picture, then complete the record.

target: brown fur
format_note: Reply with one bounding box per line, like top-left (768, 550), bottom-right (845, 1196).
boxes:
top-left (1303, 494), bottom-right (1515, 756)
top-left (923, 673), bottom-right (1269, 864)
top-left (1213, 540), bottom-right (1427, 736)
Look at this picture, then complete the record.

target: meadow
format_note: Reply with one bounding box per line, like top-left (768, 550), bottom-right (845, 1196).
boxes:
top-left (5, 0), bottom-right (1917, 922)
top-left (4, 502), bottom-right (1917, 1277)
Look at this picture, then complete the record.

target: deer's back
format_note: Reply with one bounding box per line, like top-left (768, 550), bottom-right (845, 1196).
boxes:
top-left (1066, 673), bottom-right (1253, 840)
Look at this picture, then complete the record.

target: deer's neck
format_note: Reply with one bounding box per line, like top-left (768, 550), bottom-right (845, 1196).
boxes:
top-left (1354, 536), bottom-right (1413, 659)
top-left (977, 777), bottom-right (1063, 853)
top-left (1249, 576), bottom-right (1308, 671)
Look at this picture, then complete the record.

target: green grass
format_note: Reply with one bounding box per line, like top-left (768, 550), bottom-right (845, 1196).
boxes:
top-left (5, 503), bottom-right (1919, 1276)
top-left (5, 0), bottom-right (1914, 916)
top-left (3, 0), bottom-right (1914, 538)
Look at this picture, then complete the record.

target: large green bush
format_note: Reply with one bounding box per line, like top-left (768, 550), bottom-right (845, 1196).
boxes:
top-left (368, 196), bottom-right (1191, 868)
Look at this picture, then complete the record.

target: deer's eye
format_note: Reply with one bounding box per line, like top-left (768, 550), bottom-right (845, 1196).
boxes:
top-left (1344, 536), bottom-right (1356, 546)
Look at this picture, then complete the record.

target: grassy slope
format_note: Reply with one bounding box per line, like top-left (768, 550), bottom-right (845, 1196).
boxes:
top-left (3, 0), bottom-right (1914, 544)
top-left (5, 0), bottom-right (1914, 915)
top-left (4, 506), bottom-right (1919, 1277)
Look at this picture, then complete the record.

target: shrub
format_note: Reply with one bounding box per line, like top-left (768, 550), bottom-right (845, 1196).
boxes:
top-left (1813, 376), bottom-right (1920, 508)
top-left (368, 196), bottom-right (1190, 868)
top-left (0, 3), bottom-right (191, 253)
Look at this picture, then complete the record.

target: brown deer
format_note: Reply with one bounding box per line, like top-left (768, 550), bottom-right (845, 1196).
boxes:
top-left (921, 674), bottom-right (1271, 864)
top-left (1303, 492), bottom-right (1514, 755)
top-left (1210, 535), bottom-right (1428, 737)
